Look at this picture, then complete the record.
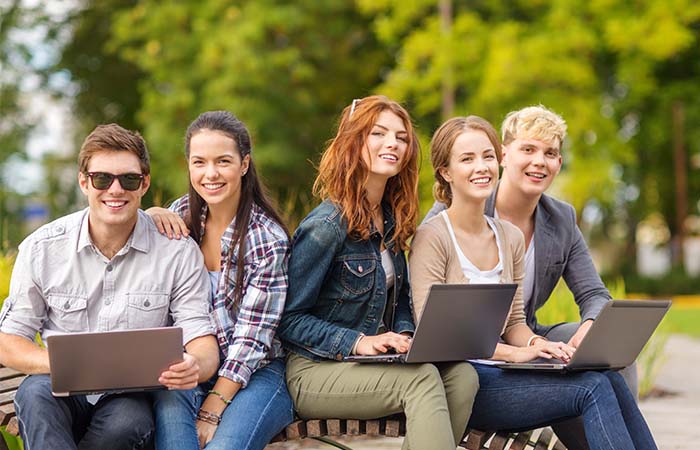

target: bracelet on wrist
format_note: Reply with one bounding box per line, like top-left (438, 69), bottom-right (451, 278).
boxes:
top-left (207, 389), bottom-right (232, 405)
top-left (196, 409), bottom-right (222, 425)
top-left (527, 335), bottom-right (545, 347)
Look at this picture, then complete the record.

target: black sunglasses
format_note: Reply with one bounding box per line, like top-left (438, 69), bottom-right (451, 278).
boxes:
top-left (85, 172), bottom-right (145, 191)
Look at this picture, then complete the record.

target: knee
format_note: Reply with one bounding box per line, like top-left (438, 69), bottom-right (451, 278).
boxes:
top-left (16, 375), bottom-right (54, 410)
top-left (106, 395), bottom-right (154, 437)
top-left (452, 363), bottom-right (479, 402)
top-left (408, 363), bottom-right (443, 390)
top-left (578, 371), bottom-right (617, 406)
top-left (101, 406), bottom-right (154, 448)
top-left (151, 388), bottom-right (198, 421)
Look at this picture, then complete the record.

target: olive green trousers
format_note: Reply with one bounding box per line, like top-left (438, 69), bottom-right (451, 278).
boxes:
top-left (286, 353), bottom-right (479, 450)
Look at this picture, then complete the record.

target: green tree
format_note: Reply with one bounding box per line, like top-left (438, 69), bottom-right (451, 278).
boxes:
top-left (107, 0), bottom-right (389, 213)
top-left (0, 0), bottom-right (36, 249)
top-left (358, 0), bottom-right (633, 214)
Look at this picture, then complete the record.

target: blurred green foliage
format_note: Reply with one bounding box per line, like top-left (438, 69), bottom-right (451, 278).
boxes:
top-left (0, 0), bottom-right (699, 283)
top-left (0, 251), bottom-right (15, 305)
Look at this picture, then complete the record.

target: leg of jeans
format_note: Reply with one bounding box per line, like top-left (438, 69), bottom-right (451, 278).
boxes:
top-left (152, 387), bottom-right (203, 450)
top-left (286, 353), bottom-right (467, 450)
top-left (468, 364), bottom-right (638, 450)
top-left (205, 359), bottom-right (293, 450)
top-left (78, 392), bottom-right (154, 450)
top-left (436, 362), bottom-right (479, 445)
top-left (537, 321), bottom-right (591, 450)
top-left (14, 374), bottom-right (89, 450)
top-left (540, 321), bottom-right (639, 397)
top-left (603, 371), bottom-right (657, 450)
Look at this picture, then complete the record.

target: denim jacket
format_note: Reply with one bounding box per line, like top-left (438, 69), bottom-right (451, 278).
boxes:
top-left (278, 200), bottom-right (415, 361)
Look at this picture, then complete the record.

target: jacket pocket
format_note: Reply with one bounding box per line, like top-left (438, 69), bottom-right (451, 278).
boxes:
top-left (340, 258), bottom-right (376, 296)
top-left (47, 294), bottom-right (89, 332)
top-left (126, 293), bottom-right (169, 328)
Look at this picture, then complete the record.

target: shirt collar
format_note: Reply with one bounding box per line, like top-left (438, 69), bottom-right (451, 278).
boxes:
top-left (76, 209), bottom-right (150, 254)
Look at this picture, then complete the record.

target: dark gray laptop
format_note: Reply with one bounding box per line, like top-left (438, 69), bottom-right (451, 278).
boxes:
top-left (344, 283), bottom-right (516, 364)
top-left (48, 327), bottom-right (183, 396)
top-left (496, 299), bottom-right (671, 372)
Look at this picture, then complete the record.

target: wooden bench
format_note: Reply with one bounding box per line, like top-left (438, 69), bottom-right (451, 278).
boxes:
top-left (269, 417), bottom-right (566, 449)
top-left (0, 369), bottom-right (566, 450)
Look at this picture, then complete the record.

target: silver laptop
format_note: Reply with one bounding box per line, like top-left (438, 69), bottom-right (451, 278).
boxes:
top-left (48, 327), bottom-right (183, 397)
top-left (496, 299), bottom-right (671, 372)
top-left (344, 284), bottom-right (516, 363)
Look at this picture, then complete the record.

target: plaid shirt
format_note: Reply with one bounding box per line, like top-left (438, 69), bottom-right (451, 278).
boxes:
top-left (170, 195), bottom-right (289, 387)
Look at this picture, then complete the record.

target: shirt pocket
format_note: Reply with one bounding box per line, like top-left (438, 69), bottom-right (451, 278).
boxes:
top-left (47, 294), bottom-right (89, 332)
top-left (340, 257), bottom-right (376, 296)
top-left (126, 293), bottom-right (169, 328)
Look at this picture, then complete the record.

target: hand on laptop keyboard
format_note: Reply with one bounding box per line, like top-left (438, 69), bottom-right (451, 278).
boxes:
top-left (355, 332), bottom-right (411, 356)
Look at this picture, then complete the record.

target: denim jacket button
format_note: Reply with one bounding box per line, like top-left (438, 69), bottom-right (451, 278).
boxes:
top-left (335, 353), bottom-right (343, 361)
top-left (358, 265), bottom-right (363, 273)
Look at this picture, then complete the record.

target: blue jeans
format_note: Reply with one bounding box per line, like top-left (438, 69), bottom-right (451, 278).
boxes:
top-left (469, 364), bottom-right (656, 450)
top-left (14, 374), bottom-right (153, 450)
top-left (152, 358), bottom-right (293, 450)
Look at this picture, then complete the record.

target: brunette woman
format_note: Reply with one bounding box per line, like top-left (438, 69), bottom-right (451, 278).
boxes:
top-left (148, 111), bottom-right (293, 450)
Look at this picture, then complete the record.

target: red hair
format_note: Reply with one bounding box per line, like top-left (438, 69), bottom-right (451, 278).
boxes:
top-left (313, 95), bottom-right (419, 251)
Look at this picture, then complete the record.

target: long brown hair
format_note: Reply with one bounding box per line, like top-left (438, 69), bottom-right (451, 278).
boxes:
top-left (184, 111), bottom-right (289, 305)
top-left (313, 95), bottom-right (419, 251)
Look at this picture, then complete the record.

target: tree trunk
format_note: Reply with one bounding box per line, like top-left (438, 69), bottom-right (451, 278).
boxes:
top-left (671, 100), bottom-right (688, 269)
top-left (439, 0), bottom-right (454, 120)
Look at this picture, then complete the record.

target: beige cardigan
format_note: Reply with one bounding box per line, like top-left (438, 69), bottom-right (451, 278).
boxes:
top-left (408, 212), bottom-right (526, 335)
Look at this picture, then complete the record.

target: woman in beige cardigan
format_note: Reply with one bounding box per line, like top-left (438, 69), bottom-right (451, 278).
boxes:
top-left (408, 116), bottom-right (658, 450)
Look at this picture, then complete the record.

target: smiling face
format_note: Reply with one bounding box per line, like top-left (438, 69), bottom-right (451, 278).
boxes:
top-left (501, 137), bottom-right (562, 197)
top-left (361, 110), bottom-right (409, 184)
top-left (188, 129), bottom-right (250, 209)
top-left (79, 150), bottom-right (150, 231)
top-left (439, 129), bottom-right (499, 203)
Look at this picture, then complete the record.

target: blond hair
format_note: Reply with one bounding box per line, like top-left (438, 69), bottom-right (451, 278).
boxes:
top-left (501, 105), bottom-right (567, 148)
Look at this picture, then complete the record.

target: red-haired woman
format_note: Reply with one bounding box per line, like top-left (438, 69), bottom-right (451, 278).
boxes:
top-left (277, 95), bottom-right (478, 450)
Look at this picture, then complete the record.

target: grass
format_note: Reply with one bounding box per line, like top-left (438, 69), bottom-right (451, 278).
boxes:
top-left (661, 305), bottom-right (700, 337)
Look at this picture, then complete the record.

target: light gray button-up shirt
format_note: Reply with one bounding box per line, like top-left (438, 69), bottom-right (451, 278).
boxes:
top-left (0, 208), bottom-right (213, 345)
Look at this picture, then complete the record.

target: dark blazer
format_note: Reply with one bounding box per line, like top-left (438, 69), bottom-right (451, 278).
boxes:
top-left (423, 187), bottom-right (611, 330)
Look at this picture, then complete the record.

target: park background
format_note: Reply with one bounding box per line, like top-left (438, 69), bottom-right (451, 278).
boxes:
top-left (0, 0), bottom-right (699, 447)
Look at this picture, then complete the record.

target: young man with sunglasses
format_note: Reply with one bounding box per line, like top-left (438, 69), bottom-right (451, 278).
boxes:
top-left (0, 124), bottom-right (219, 450)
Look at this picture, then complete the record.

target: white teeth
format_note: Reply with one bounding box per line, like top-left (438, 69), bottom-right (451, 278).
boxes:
top-left (471, 177), bottom-right (490, 185)
top-left (105, 201), bottom-right (126, 207)
top-left (203, 183), bottom-right (224, 189)
top-left (526, 172), bottom-right (545, 179)
top-left (379, 154), bottom-right (398, 162)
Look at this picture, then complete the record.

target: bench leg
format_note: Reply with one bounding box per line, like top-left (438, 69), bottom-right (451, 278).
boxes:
top-left (311, 436), bottom-right (355, 450)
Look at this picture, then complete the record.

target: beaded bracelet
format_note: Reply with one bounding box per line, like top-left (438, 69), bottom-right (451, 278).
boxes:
top-left (196, 409), bottom-right (222, 425)
top-left (207, 389), bottom-right (232, 405)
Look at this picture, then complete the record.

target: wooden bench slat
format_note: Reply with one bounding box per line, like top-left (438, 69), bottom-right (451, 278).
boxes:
top-left (533, 427), bottom-right (554, 450)
top-left (0, 368), bottom-right (22, 381)
top-left (0, 377), bottom-right (24, 394)
top-left (385, 418), bottom-right (401, 438)
top-left (463, 429), bottom-right (493, 449)
top-left (0, 403), bottom-right (16, 426)
top-left (509, 430), bottom-right (532, 450)
top-left (0, 390), bottom-right (17, 406)
top-left (306, 419), bottom-right (327, 437)
top-left (326, 419), bottom-right (345, 436)
top-left (5, 416), bottom-right (19, 436)
top-left (345, 419), bottom-right (364, 435)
